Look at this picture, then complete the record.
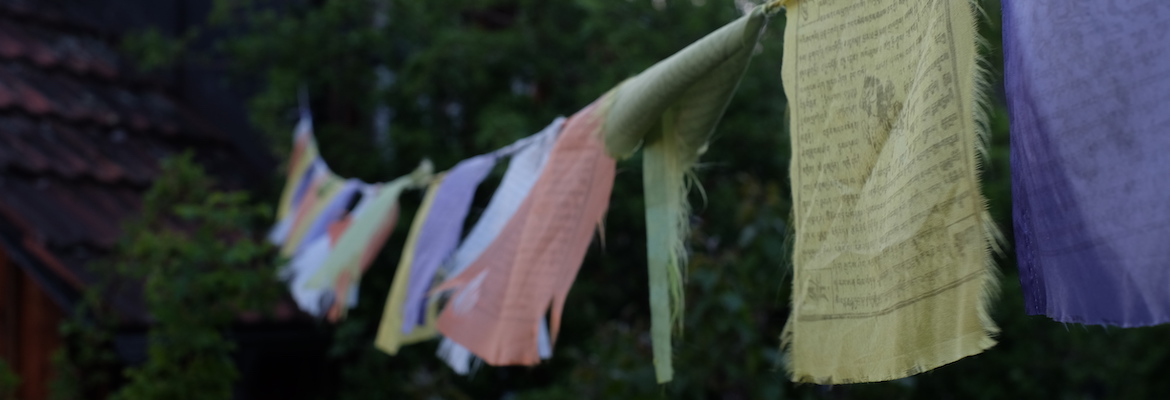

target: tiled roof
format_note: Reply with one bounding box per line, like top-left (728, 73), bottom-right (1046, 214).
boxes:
top-left (0, 0), bottom-right (285, 323)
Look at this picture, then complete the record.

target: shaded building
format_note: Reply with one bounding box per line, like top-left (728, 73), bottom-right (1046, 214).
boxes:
top-left (0, 0), bottom-right (327, 398)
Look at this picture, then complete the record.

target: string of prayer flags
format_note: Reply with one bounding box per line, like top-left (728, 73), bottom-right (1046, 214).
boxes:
top-left (303, 160), bottom-right (433, 321)
top-left (600, 5), bottom-right (771, 383)
top-left (1004, 1), bottom-right (1170, 326)
top-left (432, 118), bottom-right (564, 372)
top-left (433, 97), bottom-right (616, 367)
top-left (375, 120), bottom-right (563, 355)
top-left (280, 184), bottom-right (385, 317)
top-left (270, 113), bottom-right (434, 320)
top-left (781, 0), bottom-right (998, 383)
top-left (400, 127), bottom-right (564, 335)
top-left (270, 111), bottom-right (378, 318)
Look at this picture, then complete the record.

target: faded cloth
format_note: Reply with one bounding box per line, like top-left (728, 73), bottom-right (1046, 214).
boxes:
top-left (374, 118), bottom-right (564, 357)
top-left (302, 160), bottom-right (433, 319)
top-left (280, 185), bottom-right (387, 318)
top-left (271, 112), bottom-right (393, 319)
top-left (781, 0), bottom-right (997, 383)
top-left (400, 119), bottom-right (565, 336)
top-left (433, 98), bottom-right (615, 367)
top-left (432, 119), bottom-right (564, 373)
top-left (374, 175), bottom-right (447, 353)
top-left (1005, 1), bottom-right (1170, 326)
top-left (601, 6), bottom-right (770, 383)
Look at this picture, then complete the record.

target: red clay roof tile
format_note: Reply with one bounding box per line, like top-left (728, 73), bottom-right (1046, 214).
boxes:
top-left (0, 6), bottom-right (275, 323)
top-left (50, 121), bottom-right (127, 182)
top-left (0, 66), bottom-right (51, 114)
top-left (0, 24), bottom-right (23, 59)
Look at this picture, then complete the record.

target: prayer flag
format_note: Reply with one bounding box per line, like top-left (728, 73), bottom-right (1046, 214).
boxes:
top-left (280, 185), bottom-right (388, 317)
top-left (1005, 1), bottom-right (1170, 326)
top-left (600, 6), bottom-right (771, 383)
top-left (275, 111), bottom-right (319, 221)
top-left (399, 156), bottom-right (497, 334)
top-left (431, 118), bottom-right (564, 372)
top-left (304, 160), bottom-right (433, 321)
top-left (442, 118), bottom-right (564, 280)
top-left (433, 98), bottom-right (615, 367)
top-left (271, 112), bottom-right (405, 319)
top-left (374, 119), bottom-right (564, 357)
top-left (781, 0), bottom-right (998, 383)
top-left (375, 175), bottom-right (447, 353)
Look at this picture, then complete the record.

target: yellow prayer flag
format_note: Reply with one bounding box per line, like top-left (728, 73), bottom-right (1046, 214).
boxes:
top-left (781, 0), bottom-right (998, 383)
top-left (375, 174), bottom-right (447, 355)
top-left (277, 117), bottom-right (319, 219)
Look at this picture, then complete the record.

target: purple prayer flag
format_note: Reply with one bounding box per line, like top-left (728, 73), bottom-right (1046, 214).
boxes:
top-left (400, 155), bottom-right (497, 333)
top-left (1005, 1), bottom-right (1170, 326)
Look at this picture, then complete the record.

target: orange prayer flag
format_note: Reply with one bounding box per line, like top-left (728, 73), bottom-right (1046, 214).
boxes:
top-left (433, 97), bottom-right (615, 366)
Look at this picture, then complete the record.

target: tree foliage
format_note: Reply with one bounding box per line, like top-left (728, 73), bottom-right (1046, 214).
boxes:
top-left (53, 153), bottom-right (280, 400)
top-left (109, 153), bottom-right (280, 400)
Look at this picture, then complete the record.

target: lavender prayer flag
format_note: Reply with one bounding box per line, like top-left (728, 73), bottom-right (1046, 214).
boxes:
top-left (1005, 1), bottom-right (1170, 326)
top-left (399, 119), bottom-right (567, 334)
top-left (399, 155), bottom-right (498, 333)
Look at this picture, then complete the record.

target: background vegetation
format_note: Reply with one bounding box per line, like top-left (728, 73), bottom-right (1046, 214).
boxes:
top-left (60, 0), bottom-right (1170, 398)
top-left (52, 154), bottom-right (280, 400)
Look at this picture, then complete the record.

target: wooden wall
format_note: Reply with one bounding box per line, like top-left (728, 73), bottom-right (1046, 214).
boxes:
top-left (0, 251), bottom-right (64, 400)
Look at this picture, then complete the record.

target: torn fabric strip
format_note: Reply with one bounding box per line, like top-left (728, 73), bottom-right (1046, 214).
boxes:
top-left (601, 6), bottom-right (770, 383)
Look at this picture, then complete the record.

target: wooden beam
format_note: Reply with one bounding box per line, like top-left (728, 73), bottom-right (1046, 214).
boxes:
top-left (19, 263), bottom-right (63, 400)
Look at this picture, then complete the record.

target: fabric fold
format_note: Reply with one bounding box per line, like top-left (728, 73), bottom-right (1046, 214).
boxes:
top-left (600, 7), bottom-right (770, 383)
